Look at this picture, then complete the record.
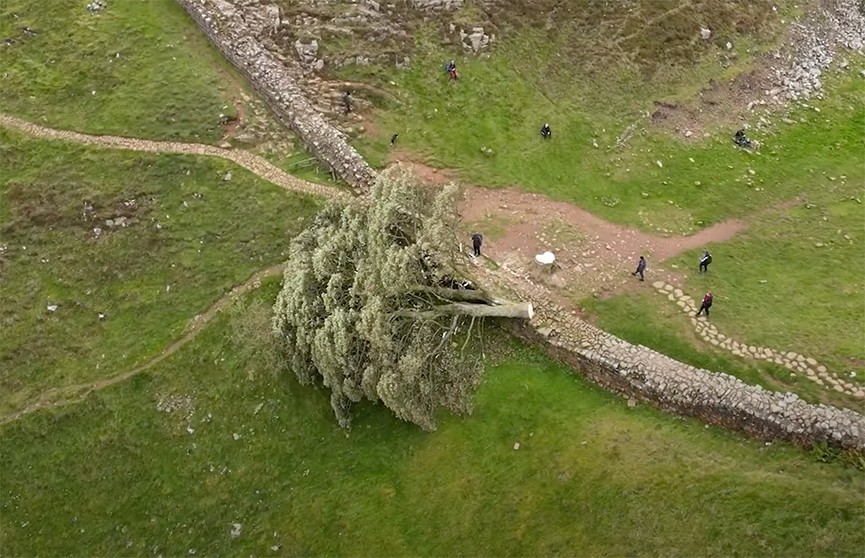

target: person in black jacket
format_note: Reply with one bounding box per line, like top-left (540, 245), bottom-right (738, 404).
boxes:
top-left (631, 255), bottom-right (647, 281)
top-left (540, 123), bottom-right (552, 139)
top-left (699, 250), bottom-right (712, 273)
top-left (471, 233), bottom-right (483, 257)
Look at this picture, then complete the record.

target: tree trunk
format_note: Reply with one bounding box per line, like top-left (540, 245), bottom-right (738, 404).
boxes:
top-left (395, 302), bottom-right (533, 320)
top-left (410, 286), bottom-right (495, 304)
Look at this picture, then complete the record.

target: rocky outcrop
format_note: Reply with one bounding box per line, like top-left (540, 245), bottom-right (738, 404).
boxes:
top-left (767, 0), bottom-right (865, 102)
top-left (176, 0), bottom-right (376, 194)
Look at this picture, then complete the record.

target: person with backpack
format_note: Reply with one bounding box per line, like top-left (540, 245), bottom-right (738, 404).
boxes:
top-left (699, 250), bottom-right (712, 273)
top-left (696, 292), bottom-right (714, 317)
top-left (631, 255), bottom-right (647, 281)
top-left (471, 232), bottom-right (483, 257)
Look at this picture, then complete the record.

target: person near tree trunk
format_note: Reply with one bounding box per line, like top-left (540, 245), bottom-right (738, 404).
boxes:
top-left (471, 233), bottom-right (483, 257)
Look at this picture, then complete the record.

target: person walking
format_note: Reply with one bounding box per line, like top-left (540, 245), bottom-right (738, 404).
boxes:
top-left (342, 91), bottom-right (352, 114)
top-left (699, 250), bottom-right (712, 273)
top-left (471, 232), bottom-right (483, 257)
top-left (540, 123), bottom-right (552, 139)
top-left (696, 291), bottom-right (714, 317)
top-left (632, 255), bottom-right (647, 281)
top-left (390, 133), bottom-right (399, 146)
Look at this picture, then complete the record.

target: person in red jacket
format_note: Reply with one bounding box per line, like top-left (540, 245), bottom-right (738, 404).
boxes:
top-left (696, 292), bottom-right (713, 317)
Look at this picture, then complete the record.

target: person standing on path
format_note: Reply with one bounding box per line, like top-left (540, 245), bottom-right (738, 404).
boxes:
top-left (471, 233), bottom-right (483, 257)
top-left (343, 91), bottom-right (352, 115)
top-left (696, 292), bottom-right (714, 317)
top-left (699, 250), bottom-right (712, 273)
top-left (632, 256), bottom-right (647, 281)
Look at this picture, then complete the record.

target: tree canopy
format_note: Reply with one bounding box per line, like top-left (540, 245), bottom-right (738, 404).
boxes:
top-left (272, 166), bottom-right (531, 430)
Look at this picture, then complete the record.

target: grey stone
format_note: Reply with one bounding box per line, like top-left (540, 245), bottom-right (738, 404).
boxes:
top-left (86, 0), bottom-right (107, 13)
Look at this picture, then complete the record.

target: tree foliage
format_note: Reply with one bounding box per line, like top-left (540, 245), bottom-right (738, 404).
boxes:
top-left (272, 166), bottom-right (529, 430)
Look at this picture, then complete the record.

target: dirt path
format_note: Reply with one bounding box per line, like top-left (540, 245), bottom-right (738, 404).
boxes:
top-left (0, 113), bottom-right (349, 203)
top-left (397, 159), bottom-right (746, 300)
top-left (457, 185), bottom-right (745, 300)
top-left (0, 263), bottom-right (285, 426)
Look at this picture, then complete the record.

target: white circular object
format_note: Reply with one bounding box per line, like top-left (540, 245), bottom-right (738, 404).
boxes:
top-left (535, 251), bottom-right (556, 265)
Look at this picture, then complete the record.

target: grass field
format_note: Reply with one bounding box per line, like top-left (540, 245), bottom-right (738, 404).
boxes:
top-left (670, 183), bottom-right (865, 380)
top-left (0, 0), bottom-right (236, 142)
top-left (0, 130), bottom-right (320, 416)
top-left (1, 283), bottom-right (863, 557)
top-left (345, 40), bottom-right (863, 232)
top-left (2, 1), bottom-right (864, 555)
top-left (584, 67), bottom-right (865, 398)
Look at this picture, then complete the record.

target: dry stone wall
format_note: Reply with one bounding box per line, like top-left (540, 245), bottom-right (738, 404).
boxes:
top-left (468, 263), bottom-right (865, 451)
top-left (176, 0), bottom-right (377, 194)
top-left (511, 301), bottom-right (865, 451)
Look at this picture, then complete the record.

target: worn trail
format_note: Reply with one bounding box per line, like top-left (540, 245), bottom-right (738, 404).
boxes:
top-left (0, 113), bottom-right (350, 202)
top-left (0, 263), bottom-right (286, 426)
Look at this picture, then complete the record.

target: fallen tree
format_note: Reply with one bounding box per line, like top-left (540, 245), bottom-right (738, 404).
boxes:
top-left (272, 166), bottom-right (531, 430)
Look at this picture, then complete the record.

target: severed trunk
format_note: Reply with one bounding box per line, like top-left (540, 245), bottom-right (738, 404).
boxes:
top-left (395, 301), bottom-right (533, 320)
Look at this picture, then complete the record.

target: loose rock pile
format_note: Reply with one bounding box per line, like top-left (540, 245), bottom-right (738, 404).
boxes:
top-left (769, 0), bottom-right (865, 102)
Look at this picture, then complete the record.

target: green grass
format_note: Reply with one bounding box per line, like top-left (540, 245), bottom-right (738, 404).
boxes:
top-left (0, 130), bottom-right (321, 416)
top-left (576, 71), bottom-right (865, 401)
top-left (0, 0), bottom-right (236, 142)
top-left (581, 292), bottom-right (860, 409)
top-left (346, 40), bottom-right (864, 231)
top-left (345, 34), bottom-right (865, 404)
top-left (1, 287), bottom-right (863, 556)
top-left (263, 150), bottom-right (346, 188)
top-left (652, 181), bottom-right (864, 392)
